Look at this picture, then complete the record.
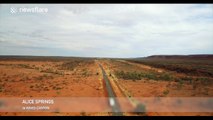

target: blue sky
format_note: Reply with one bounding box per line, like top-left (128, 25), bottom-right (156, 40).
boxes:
top-left (0, 4), bottom-right (212, 58)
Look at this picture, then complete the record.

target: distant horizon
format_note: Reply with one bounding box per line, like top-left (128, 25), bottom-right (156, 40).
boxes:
top-left (0, 53), bottom-right (212, 59)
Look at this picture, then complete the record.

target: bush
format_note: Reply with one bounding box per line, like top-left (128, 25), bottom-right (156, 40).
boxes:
top-left (163, 89), bottom-right (169, 96)
top-left (144, 73), bottom-right (156, 80)
top-left (115, 71), bottom-right (142, 80)
top-left (198, 77), bottom-right (210, 85)
top-left (177, 80), bottom-right (183, 89)
top-left (82, 70), bottom-right (88, 77)
top-left (180, 76), bottom-right (193, 81)
top-left (159, 73), bottom-right (173, 81)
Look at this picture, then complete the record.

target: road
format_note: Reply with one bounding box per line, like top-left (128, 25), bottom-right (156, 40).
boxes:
top-left (99, 64), bottom-right (123, 116)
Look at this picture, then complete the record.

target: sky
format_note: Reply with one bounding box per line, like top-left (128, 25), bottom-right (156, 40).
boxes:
top-left (0, 4), bottom-right (213, 58)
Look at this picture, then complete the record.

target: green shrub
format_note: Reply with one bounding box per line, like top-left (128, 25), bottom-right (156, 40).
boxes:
top-left (177, 80), bottom-right (183, 89)
top-left (180, 76), bottom-right (193, 81)
top-left (198, 77), bottom-right (210, 85)
top-left (163, 89), bottom-right (169, 96)
top-left (159, 73), bottom-right (173, 81)
top-left (144, 73), bottom-right (156, 80)
top-left (115, 70), bottom-right (176, 82)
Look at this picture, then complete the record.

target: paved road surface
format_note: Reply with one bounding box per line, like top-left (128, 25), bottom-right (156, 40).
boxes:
top-left (99, 64), bottom-right (123, 116)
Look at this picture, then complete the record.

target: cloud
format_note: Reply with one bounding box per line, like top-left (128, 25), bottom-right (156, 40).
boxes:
top-left (0, 4), bottom-right (212, 57)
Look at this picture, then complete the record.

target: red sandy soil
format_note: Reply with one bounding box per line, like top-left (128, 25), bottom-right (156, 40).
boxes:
top-left (0, 58), bottom-right (212, 116)
top-left (100, 59), bottom-right (213, 116)
top-left (0, 60), bottom-right (105, 97)
top-left (0, 60), bottom-right (109, 116)
top-left (104, 59), bottom-right (213, 97)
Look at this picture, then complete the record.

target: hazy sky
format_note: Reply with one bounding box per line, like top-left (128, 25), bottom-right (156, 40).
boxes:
top-left (0, 4), bottom-right (212, 58)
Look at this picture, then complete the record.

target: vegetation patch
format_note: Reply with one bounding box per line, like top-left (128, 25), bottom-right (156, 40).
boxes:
top-left (127, 59), bottom-right (213, 77)
top-left (163, 89), bottom-right (169, 96)
top-left (59, 59), bottom-right (94, 71)
top-left (114, 70), bottom-right (174, 81)
top-left (35, 74), bottom-right (54, 80)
